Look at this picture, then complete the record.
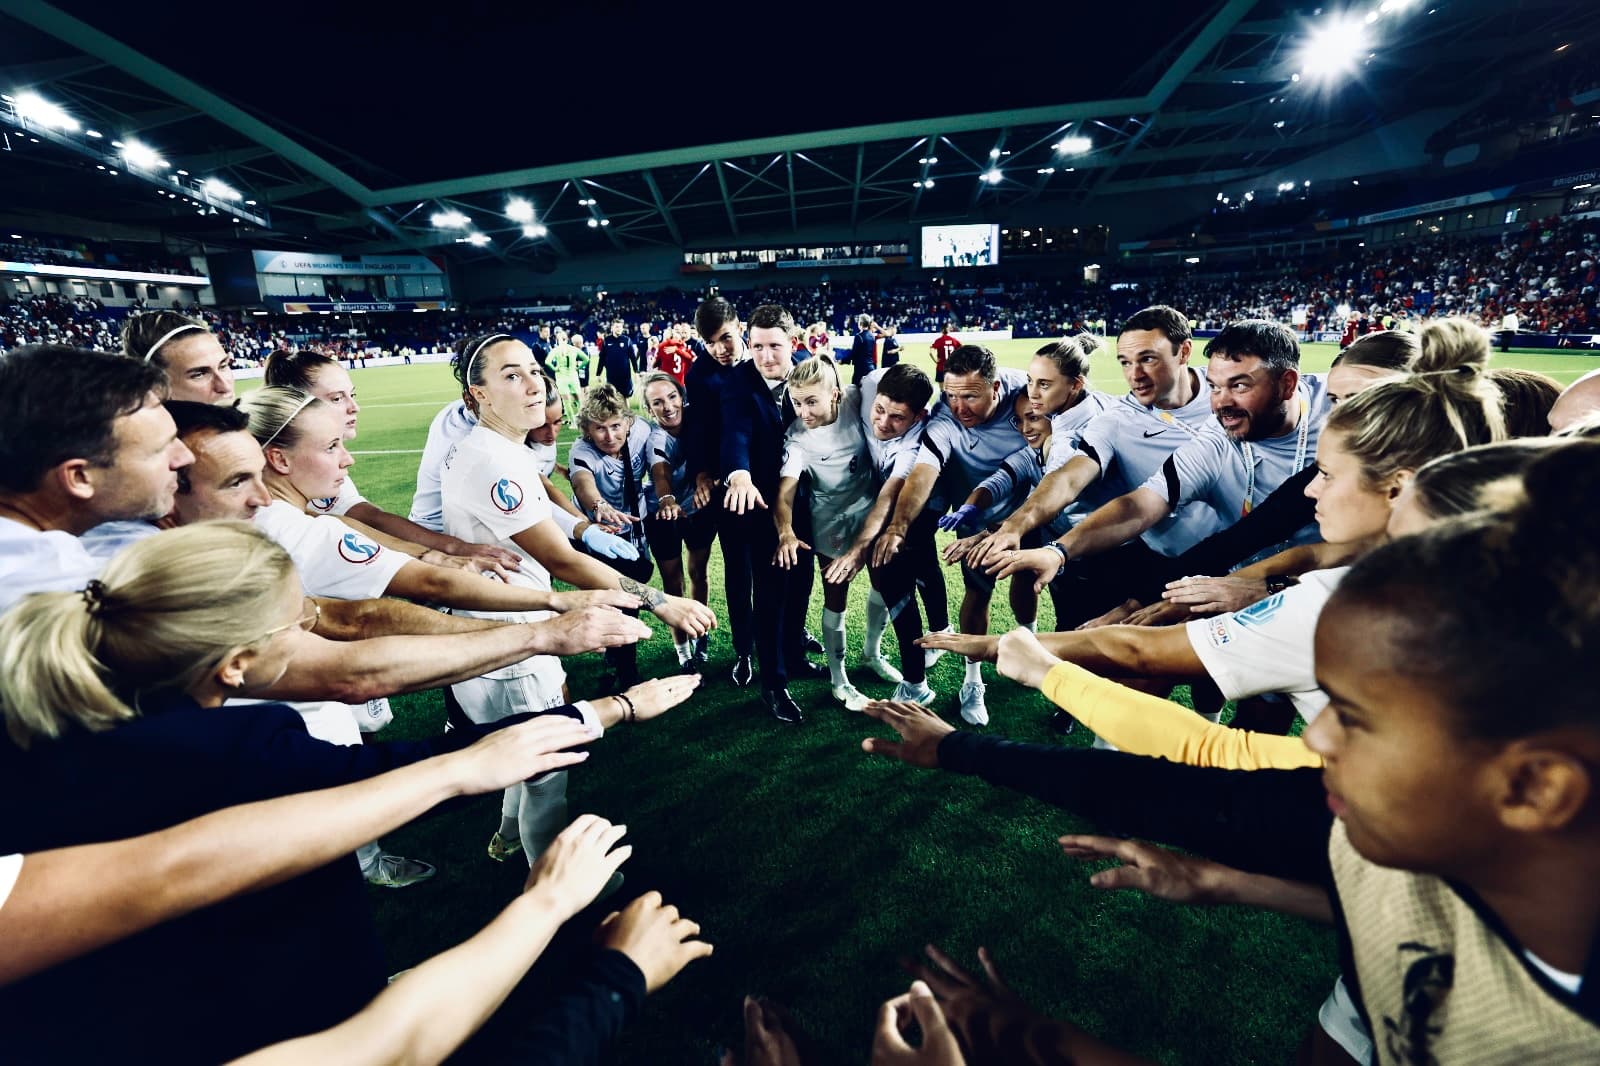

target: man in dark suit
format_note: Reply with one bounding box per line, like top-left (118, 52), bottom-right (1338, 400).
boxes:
top-left (720, 303), bottom-right (823, 723)
top-left (685, 297), bottom-right (756, 685)
top-left (849, 312), bottom-right (878, 384)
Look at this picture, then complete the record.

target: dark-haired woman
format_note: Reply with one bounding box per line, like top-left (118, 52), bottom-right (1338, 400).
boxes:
top-left (120, 311), bottom-right (236, 404)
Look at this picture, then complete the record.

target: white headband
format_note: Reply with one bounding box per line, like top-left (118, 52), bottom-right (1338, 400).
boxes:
top-left (142, 323), bottom-right (206, 364)
top-left (260, 393), bottom-right (318, 450)
top-left (464, 333), bottom-right (513, 384)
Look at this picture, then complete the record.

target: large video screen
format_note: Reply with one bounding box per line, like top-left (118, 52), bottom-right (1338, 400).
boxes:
top-left (920, 224), bottom-right (1000, 268)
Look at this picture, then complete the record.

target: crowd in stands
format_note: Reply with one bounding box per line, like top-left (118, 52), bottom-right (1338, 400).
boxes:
top-left (0, 234), bottom-right (198, 278)
top-left (1429, 51), bottom-right (1600, 150)
top-left (3, 215), bottom-right (1596, 363)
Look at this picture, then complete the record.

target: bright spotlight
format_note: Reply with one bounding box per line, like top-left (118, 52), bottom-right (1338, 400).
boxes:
top-left (1185, 256), bottom-right (1201, 264)
top-left (988, 148), bottom-right (1001, 159)
top-left (587, 218), bottom-right (599, 228)
top-left (203, 178), bottom-right (242, 201)
top-left (430, 210), bottom-right (470, 228)
top-left (85, 129), bottom-right (102, 138)
top-left (14, 91), bottom-right (78, 132)
top-left (121, 140), bottom-right (166, 170)
top-left (981, 169), bottom-right (1003, 184)
top-left (1300, 16), bottom-right (1368, 79)
top-left (522, 223), bottom-right (547, 238)
top-left (599, 218), bottom-right (611, 227)
top-left (923, 179), bottom-right (935, 189)
top-left (1056, 135), bottom-right (1092, 154)
top-left (465, 232), bottom-right (491, 247)
top-left (506, 198), bottom-right (534, 222)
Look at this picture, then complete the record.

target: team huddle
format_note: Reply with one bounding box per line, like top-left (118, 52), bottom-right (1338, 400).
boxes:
top-left (0, 295), bottom-right (1597, 1065)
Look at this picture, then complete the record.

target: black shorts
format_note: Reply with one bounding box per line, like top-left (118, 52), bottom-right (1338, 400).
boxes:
top-left (574, 536), bottom-right (655, 583)
top-left (645, 507), bottom-right (717, 558)
top-left (1046, 538), bottom-right (1163, 629)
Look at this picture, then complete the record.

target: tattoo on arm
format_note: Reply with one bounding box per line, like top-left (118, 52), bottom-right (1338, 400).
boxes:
top-left (619, 576), bottom-right (667, 610)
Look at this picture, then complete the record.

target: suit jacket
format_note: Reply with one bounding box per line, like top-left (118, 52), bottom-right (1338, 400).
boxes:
top-left (720, 358), bottom-right (794, 498)
top-left (682, 354), bottom-right (733, 480)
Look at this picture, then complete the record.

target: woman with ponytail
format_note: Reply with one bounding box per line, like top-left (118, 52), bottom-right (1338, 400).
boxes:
top-left (120, 310), bottom-right (236, 404)
top-left (262, 348), bottom-right (518, 568)
top-left (0, 521), bottom-right (695, 1064)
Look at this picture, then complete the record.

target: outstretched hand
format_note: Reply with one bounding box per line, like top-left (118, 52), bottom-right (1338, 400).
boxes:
top-left (914, 630), bottom-right (998, 663)
top-left (523, 814), bottom-right (631, 918)
top-left (861, 701), bottom-right (955, 768)
top-left (994, 628), bottom-right (1062, 692)
top-left (537, 606), bottom-right (651, 655)
top-left (595, 890), bottom-right (714, 994)
top-left (1058, 835), bottom-right (1223, 904)
top-left (615, 674), bottom-right (702, 722)
top-left (448, 714), bottom-right (594, 795)
top-left (719, 996), bottom-right (813, 1066)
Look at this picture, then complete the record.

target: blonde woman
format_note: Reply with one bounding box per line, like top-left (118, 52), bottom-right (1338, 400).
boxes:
top-left (773, 354), bottom-right (878, 710)
top-left (0, 522), bottom-right (691, 1064)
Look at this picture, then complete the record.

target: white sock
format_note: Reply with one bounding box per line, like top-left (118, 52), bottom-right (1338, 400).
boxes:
top-left (357, 840), bottom-right (383, 874)
top-left (1024, 621), bottom-right (1038, 633)
top-left (822, 608), bottom-right (850, 687)
top-left (864, 589), bottom-right (888, 660)
top-left (964, 658), bottom-right (984, 685)
top-left (674, 638), bottom-right (694, 664)
top-left (499, 787), bottom-right (520, 840)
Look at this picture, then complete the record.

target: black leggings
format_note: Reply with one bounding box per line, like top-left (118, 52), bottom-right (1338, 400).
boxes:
top-left (869, 511), bottom-right (943, 684)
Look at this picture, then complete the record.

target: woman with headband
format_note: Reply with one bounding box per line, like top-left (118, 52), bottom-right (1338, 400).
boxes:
top-left (121, 311), bottom-right (237, 405)
top-left (440, 333), bottom-right (716, 863)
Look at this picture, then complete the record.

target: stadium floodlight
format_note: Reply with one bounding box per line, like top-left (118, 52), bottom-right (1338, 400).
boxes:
top-left (506, 197), bottom-right (535, 222)
top-left (1054, 135), bottom-right (1092, 154)
top-left (1185, 256), bottom-right (1201, 264)
top-left (430, 209), bottom-right (470, 228)
top-left (14, 91), bottom-right (78, 132)
top-left (923, 179), bottom-right (935, 189)
top-left (988, 148), bottom-right (1001, 159)
top-left (1243, 191), bottom-right (1255, 201)
top-left (245, 199), bottom-right (257, 206)
top-left (85, 129), bottom-right (102, 138)
top-left (1299, 16), bottom-right (1368, 79)
top-left (587, 218), bottom-right (599, 228)
top-left (599, 219), bottom-right (610, 226)
top-left (465, 232), bottom-right (491, 246)
top-left (981, 169), bottom-right (1003, 184)
top-left (121, 140), bottom-right (166, 170)
top-left (175, 169), bottom-right (189, 176)
top-left (522, 223), bottom-right (548, 238)
top-left (203, 178), bottom-right (242, 201)
top-left (1036, 167), bottom-right (1055, 175)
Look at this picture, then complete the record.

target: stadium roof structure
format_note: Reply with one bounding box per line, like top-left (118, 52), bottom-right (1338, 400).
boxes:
top-left (2, 0), bottom-right (1596, 267)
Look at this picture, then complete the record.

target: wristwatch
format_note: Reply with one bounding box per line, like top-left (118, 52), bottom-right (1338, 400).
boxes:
top-left (1045, 541), bottom-right (1069, 579)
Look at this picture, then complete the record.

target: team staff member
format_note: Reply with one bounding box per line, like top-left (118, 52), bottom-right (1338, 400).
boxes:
top-left (568, 384), bottom-right (659, 688)
top-left (853, 364), bottom-right (948, 705)
top-left (929, 324), bottom-right (960, 383)
top-left (849, 313), bottom-right (879, 384)
top-left (994, 321), bottom-right (1331, 627)
top-left (880, 324), bottom-right (902, 368)
top-left (600, 320), bottom-right (637, 400)
top-left (119, 310), bottom-right (236, 405)
top-left (642, 372), bottom-right (716, 672)
top-left (720, 304), bottom-right (828, 724)
top-left (880, 344), bottom-right (1029, 726)
top-left (0, 345), bottom-right (192, 613)
top-left (685, 297), bottom-right (758, 685)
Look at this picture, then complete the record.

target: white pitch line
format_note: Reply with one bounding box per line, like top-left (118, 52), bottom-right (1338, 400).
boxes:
top-left (350, 448), bottom-right (426, 455)
top-left (356, 400), bottom-right (454, 408)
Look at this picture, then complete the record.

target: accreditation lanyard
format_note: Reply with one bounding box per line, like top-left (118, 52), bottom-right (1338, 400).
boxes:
top-left (1237, 396), bottom-right (1310, 517)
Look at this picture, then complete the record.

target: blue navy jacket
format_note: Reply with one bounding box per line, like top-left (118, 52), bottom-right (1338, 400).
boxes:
top-left (720, 358), bottom-right (795, 498)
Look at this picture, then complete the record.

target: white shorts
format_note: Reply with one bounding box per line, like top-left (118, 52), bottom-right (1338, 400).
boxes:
top-left (451, 657), bottom-right (567, 724)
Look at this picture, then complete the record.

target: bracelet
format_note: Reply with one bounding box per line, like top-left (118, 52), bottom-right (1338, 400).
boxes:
top-left (1046, 541), bottom-right (1069, 577)
top-left (616, 692), bottom-right (636, 723)
top-left (659, 494), bottom-right (677, 504)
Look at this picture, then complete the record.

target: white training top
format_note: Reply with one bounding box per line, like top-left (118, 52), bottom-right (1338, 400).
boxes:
top-left (410, 400), bottom-right (478, 532)
top-left (0, 852), bottom-right (21, 912)
top-left (440, 425), bottom-right (555, 600)
top-left (305, 474), bottom-right (367, 518)
top-left (780, 388), bottom-right (875, 556)
top-left (1184, 566), bottom-right (1349, 723)
top-left (439, 425), bottom-right (559, 682)
top-left (528, 440), bottom-right (559, 479)
top-left (78, 520), bottom-right (160, 563)
top-left (253, 500), bottom-right (408, 600)
top-left (0, 517), bottom-right (104, 616)
top-left (1077, 372), bottom-right (1222, 556)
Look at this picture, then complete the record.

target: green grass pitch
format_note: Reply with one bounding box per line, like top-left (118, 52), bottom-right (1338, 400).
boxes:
top-left (244, 340), bottom-right (1600, 1064)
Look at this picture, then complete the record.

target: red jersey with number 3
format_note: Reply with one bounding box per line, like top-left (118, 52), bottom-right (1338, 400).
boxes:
top-left (654, 338), bottom-right (695, 384)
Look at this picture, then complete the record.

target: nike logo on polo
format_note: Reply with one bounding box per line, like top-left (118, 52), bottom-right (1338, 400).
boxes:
top-left (1142, 429), bottom-right (1167, 438)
